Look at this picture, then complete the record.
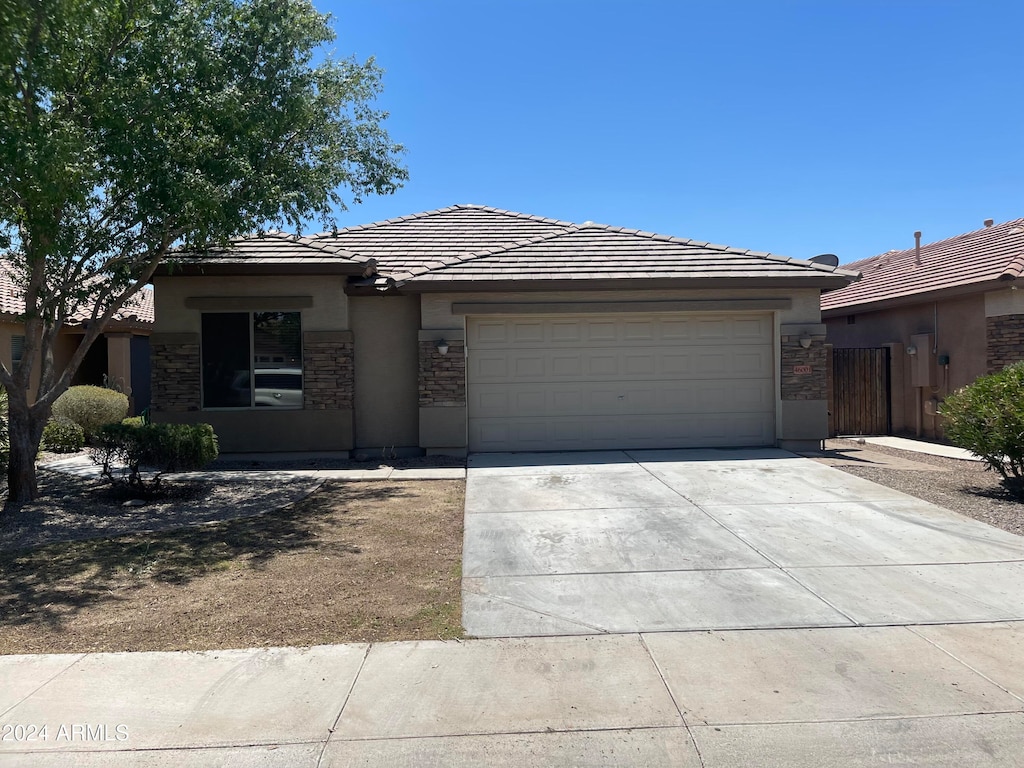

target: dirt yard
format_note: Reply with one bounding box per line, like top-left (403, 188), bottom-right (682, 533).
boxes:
top-left (0, 479), bottom-right (464, 654)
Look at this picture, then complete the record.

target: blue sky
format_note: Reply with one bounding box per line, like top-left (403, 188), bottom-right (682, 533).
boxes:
top-left (319, 0), bottom-right (1023, 264)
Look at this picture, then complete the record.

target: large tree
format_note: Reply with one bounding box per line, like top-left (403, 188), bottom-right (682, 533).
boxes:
top-left (0, 0), bottom-right (407, 504)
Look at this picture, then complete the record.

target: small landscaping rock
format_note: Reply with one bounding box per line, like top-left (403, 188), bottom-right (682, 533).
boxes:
top-left (122, 499), bottom-right (147, 508)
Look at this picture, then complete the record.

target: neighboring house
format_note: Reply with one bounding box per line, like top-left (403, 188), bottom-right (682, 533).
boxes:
top-left (822, 217), bottom-right (1024, 440)
top-left (149, 204), bottom-right (856, 455)
top-left (0, 271), bottom-right (154, 414)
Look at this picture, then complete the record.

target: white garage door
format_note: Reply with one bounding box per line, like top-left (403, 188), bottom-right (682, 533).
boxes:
top-left (467, 313), bottom-right (775, 452)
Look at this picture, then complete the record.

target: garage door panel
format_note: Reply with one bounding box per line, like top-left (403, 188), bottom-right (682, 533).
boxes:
top-left (469, 412), bottom-right (776, 452)
top-left (471, 346), bottom-right (772, 383)
top-left (467, 314), bottom-right (775, 451)
top-left (469, 379), bottom-right (773, 418)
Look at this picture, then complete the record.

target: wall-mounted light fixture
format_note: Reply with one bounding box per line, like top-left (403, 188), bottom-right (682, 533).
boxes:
top-left (436, 339), bottom-right (450, 356)
top-left (799, 333), bottom-right (812, 349)
top-left (906, 344), bottom-right (918, 356)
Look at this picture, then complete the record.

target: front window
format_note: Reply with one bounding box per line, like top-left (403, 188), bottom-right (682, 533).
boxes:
top-left (201, 312), bottom-right (302, 408)
top-left (11, 334), bottom-right (25, 367)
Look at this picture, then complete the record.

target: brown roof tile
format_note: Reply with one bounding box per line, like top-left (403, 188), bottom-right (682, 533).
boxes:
top-left (167, 204), bottom-right (857, 288)
top-left (0, 265), bottom-right (154, 324)
top-left (171, 231), bottom-right (367, 267)
top-left (391, 222), bottom-right (856, 285)
top-left (307, 204), bottom-right (573, 273)
top-left (821, 218), bottom-right (1024, 312)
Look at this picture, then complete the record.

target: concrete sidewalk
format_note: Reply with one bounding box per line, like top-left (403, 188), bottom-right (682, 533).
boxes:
top-left (848, 435), bottom-right (982, 461)
top-left (2, 624), bottom-right (1024, 767)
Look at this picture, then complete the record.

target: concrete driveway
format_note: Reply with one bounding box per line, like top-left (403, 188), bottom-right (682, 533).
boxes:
top-left (463, 448), bottom-right (1024, 637)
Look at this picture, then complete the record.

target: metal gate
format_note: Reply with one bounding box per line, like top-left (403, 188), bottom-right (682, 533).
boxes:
top-left (828, 347), bottom-right (891, 436)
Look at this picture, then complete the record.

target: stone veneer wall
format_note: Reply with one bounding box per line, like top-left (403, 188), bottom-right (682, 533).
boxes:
top-left (780, 339), bottom-right (828, 400)
top-left (150, 337), bottom-right (200, 411)
top-left (303, 338), bottom-right (354, 410)
top-left (987, 314), bottom-right (1024, 373)
top-left (419, 341), bottom-right (466, 407)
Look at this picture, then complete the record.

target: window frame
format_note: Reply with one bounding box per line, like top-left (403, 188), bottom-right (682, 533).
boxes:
top-left (200, 310), bottom-right (304, 411)
top-left (11, 334), bottom-right (25, 367)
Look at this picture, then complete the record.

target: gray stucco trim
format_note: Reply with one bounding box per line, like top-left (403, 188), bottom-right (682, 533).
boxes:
top-left (305, 330), bottom-right (354, 343)
top-left (150, 332), bottom-right (200, 345)
top-left (184, 296), bottom-right (314, 311)
top-left (450, 299), bottom-right (793, 315)
top-left (418, 329), bottom-right (465, 342)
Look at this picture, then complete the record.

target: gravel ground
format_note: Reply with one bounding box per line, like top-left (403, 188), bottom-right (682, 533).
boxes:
top-left (826, 438), bottom-right (1024, 537)
top-left (0, 451), bottom-right (467, 553)
top-left (0, 466), bottom-right (322, 552)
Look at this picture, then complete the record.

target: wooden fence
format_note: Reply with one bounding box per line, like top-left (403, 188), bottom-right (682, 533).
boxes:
top-left (828, 347), bottom-right (891, 436)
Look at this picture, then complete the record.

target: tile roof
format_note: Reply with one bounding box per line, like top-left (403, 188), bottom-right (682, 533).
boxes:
top-left (307, 204), bottom-right (574, 273)
top-left (821, 218), bottom-right (1024, 312)
top-left (307, 204), bottom-right (854, 286)
top-left (393, 224), bottom-right (852, 284)
top-left (170, 230), bottom-right (368, 268)
top-left (0, 266), bottom-right (155, 325)
top-left (166, 204), bottom-right (857, 287)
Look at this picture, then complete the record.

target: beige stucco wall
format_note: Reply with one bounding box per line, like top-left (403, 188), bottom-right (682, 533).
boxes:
top-left (419, 287), bottom-right (827, 452)
top-left (350, 294), bottom-right (420, 450)
top-left (0, 322), bottom-right (85, 401)
top-left (823, 293), bottom-right (986, 438)
top-left (151, 274), bottom-right (353, 453)
top-left (152, 275), bottom-right (350, 333)
top-left (985, 287), bottom-right (1024, 318)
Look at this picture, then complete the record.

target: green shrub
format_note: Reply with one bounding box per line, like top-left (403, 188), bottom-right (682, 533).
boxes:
top-left (52, 385), bottom-right (129, 440)
top-left (90, 422), bottom-right (219, 493)
top-left (121, 416), bottom-right (145, 428)
top-left (42, 415), bottom-right (85, 453)
top-left (942, 362), bottom-right (1024, 491)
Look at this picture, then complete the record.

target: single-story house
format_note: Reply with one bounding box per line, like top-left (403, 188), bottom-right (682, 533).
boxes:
top-left (822, 217), bottom-right (1024, 439)
top-left (0, 270), bottom-right (154, 413)
top-left (149, 204), bottom-right (856, 455)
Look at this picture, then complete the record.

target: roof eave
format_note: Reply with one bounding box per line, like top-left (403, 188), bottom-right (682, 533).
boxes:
top-left (397, 274), bottom-right (856, 293)
top-left (821, 277), bottom-right (1013, 318)
top-left (154, 262), bottom-right (366, 277)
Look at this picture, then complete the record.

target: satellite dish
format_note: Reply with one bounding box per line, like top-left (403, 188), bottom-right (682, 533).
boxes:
top-left (810, 253), bottom-right (839, 267)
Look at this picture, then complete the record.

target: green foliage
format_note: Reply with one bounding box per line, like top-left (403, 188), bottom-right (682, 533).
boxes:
top-left (41, 415), bottom-right (85, 453)
top-left (52, 386), bottom-right (129, 440)
top-left (90, 423), bottom-right (219, 493)
top-left (121, 416), bottom-right (145, 428)
top-left (942, 362), bottom-right (1024, 489)
top-left (0, 0), bottom-right (405, 503)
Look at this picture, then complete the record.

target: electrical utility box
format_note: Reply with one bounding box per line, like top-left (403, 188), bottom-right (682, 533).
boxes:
top-left (910, 333), bottom-right (934, 387)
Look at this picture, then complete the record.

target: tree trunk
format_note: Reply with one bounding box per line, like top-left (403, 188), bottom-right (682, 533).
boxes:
top-left (5, 396), bottom-right (47, 507)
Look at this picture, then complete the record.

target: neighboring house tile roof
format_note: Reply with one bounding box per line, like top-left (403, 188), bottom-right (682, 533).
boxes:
top-left (0, 266), bottom-right (155, 325)
top-left (821, 217), bottom-right (1024, 313)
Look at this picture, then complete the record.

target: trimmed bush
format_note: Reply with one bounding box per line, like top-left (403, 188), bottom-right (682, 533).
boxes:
top-left (942, 362), bottom-right (1024, 492)
top-left (90, 422), bottom-right (219, 493)
top-left (42, 415), bottom-right (85, 453)
top-left (53, 385), bottom-right (129, 440)
top-left (121, 416), bottom-right (145, 428)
